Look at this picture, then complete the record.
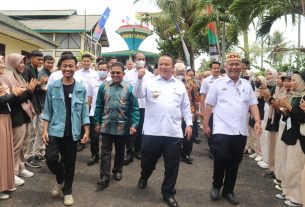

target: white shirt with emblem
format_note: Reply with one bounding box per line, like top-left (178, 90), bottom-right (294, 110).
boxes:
top-left (205, 76), bottom-right (258, 136)
top-left (123, 67), bottom-right (154, 108)
top-left (200, 75), bottom-right (221, 95)
top-left (133, 75), bottom-right (192, 138)
top-left (87, 76), bottom-right (111, 117)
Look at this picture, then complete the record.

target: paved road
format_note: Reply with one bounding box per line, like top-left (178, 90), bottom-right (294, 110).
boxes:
top-left (3, 135), bottom-right (282, 207)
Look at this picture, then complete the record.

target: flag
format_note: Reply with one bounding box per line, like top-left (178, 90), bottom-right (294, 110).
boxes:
top-left (175, 23), bottom-right (191, 67)
top-left (92, 7), bottom-right (111, 42)
top-left (207, 5), bottom-right (219, 60)
top-left (121, 16), bottom-right (130, 24)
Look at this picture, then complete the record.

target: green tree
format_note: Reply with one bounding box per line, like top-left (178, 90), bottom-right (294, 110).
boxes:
top-left (257, 0), bottom-right (305, 37)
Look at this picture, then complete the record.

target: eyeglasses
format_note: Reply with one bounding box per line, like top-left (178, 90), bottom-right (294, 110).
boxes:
top-left (110, 71), bottom-right (122, 75)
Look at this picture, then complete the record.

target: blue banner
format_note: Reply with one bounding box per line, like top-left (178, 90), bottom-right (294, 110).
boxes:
top-left (92, 7), bottom-right (111, 42)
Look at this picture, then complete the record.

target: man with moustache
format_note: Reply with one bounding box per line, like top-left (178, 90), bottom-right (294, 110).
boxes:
top-left (94, 62), bottom-right (139, 189)
top-left (134, 55), bottom-right (192, 207)
top-left (203, 52), bottom-right (262, 205)
top-left (86, 61), bottom-right (111, 166)
top-left (42, 54), bottom-right (90, 206)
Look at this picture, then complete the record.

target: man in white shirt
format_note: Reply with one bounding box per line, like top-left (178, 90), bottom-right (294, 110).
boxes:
top-left (123, 52), bottom-right (153, 164)
top-left (200, 61), bottom-right (221, 159)
top-left (73, 54), bottom-right (99, 152)
top-left (124, 60), bottom-right (134, 73)
top-left (86, 61), bottom-right (111, 166)
top-left (203, 52), bottom-right (262, 205)
top-left (133, 55), bottom-right (192, 207)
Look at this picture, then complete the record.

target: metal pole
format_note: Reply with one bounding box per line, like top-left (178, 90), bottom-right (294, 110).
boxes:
top-left (221, 21), bottom-right (226, 68)
top-left (297, 14), bottom-right (301, 68)
top-left (298, 14), bottom-right (301, 48)
top-left (261, 36), bottom-right (264, 70)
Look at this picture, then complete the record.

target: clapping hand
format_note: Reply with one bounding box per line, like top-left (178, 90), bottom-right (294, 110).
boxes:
top-left (12, 87), bottom-right (26, 96)
top-left (279, 97), bottom-right (292, 111)
top-left (27, 78), bottom-right (38, 92)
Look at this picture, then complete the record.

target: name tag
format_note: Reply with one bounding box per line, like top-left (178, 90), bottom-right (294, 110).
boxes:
top-left (69, 93), bottom-right (72, 98)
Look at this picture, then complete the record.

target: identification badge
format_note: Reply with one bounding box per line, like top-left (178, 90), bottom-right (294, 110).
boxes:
top-left (69, 93), bottom-right (72, 98)
top-left (287, 118), bottom-right (292, 130)
top-left (152, 91), bottom-right (159, 98)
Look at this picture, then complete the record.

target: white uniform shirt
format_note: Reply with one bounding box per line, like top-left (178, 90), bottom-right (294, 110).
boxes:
top-left (87, 76), bottom-right (111, 116)
top-left (47, 70), bottom-right (86, 87)
top-left (75, 68), bottom-right (99, 92)
top-left (200, 75), bottom-right (221, 95)
top-left (205, 76), bottom-right (258, 136)
top-left (134, 75), bottom-right (192, 138)
top-left (123, 67), bottom-right (154, 108)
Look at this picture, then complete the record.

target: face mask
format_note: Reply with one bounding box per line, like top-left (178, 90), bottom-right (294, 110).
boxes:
top-left (255, 82), bottom-right (262, 88)
top-left (136, 60), bottom-right (145, 68)
top-left (98, 71), bottom-right (108, 79)
top-left (176, 75), bottom-right (185, 81)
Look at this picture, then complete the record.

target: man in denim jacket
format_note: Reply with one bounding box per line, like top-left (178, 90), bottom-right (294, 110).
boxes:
top-left (42, 54), bottom-right (90, 206)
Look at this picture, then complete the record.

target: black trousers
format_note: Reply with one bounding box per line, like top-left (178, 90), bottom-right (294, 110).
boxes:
top-left (89, 116), bottom-right (99, 158)
top-left (134, 108), bottom-right (145, 153)
top-left (100, 134), bottom-right (126, 179)
top-left (45, 136), bottom-right (78, 195)
top-left (207, 114), bottom-right (214, 153)
top-left (125, 135), bottom-right (135, 155)
top-left (212, 134), bottom-right (247, 194)
top-left (192, 119), bottom-right (199, 139)
top-left (181, 120), bottom-right (194, 157)
top-left (141, 135), bottom-right (182, 196)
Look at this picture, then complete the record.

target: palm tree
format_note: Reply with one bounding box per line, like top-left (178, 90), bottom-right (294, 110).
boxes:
top-left (257, 0), bottom-right (305, 37)
top-left (135, 0), bottom-right (209, 69)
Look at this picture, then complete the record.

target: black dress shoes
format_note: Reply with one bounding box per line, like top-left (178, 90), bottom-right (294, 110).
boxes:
top-left (138, 177), bottom-right (147, 189)
top-left (124, 154), bottom-right (134, 165)
top-left (77, 143), bottom-right (85, 152)
top-left (87, 156), bottom-right (99, 166)
top-left (97, 176), bottom-right (109, 189)
top-left (208, 152), bottom-right (214, 160)
top-left (223, 193), bottom-right (239, 205)
top-left (113, 172), bottom-right (122, 181)
top-left (210, 188), bottom-right (220, 201)
top-left (181, 155), bottom-right (193, 164)
top-left (163, 195), bottom-right (179, 207)
top-left (193, 138), bottom-right (201, 144)
top-left (134, 152), bottom-right (142, 160)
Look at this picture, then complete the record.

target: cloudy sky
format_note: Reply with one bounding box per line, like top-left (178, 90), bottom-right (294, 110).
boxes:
top-left (1, 0), bottom-right (304, 69)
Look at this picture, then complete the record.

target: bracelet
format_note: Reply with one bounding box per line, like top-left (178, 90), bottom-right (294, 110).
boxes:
top-left (255, 120), bottom-right (261, 123)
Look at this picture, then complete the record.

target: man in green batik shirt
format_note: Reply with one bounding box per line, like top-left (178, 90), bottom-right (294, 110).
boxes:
top-left (94, 62), bottom-right (140, 189)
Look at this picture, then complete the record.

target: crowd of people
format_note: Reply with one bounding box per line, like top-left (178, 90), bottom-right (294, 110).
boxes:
top-left (0, 49), bottom-right (305, 207)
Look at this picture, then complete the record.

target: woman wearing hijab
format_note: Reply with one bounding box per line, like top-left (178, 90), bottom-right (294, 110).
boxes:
top-left (279, 70), bottom-right (305, 207)
top-left (248, 76), bottom-right (267, 160)
top-left (259, 68), bottom-right (278, 170)
top-left (2, 54), bottom-right (37, 187)
top-left (0, 56), bottom-right (26, 199)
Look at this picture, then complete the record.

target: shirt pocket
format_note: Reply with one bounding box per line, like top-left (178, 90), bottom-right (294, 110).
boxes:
top-left (74, 99), bottom-right (83, 111)
top-left (148, 88), bottom-right (161, 103)
top-left (52, 95), bottom-right (63, 110)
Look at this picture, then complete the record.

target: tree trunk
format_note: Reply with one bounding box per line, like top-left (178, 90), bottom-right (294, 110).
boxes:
top-left (243, 28), bottom-right (250, 59)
